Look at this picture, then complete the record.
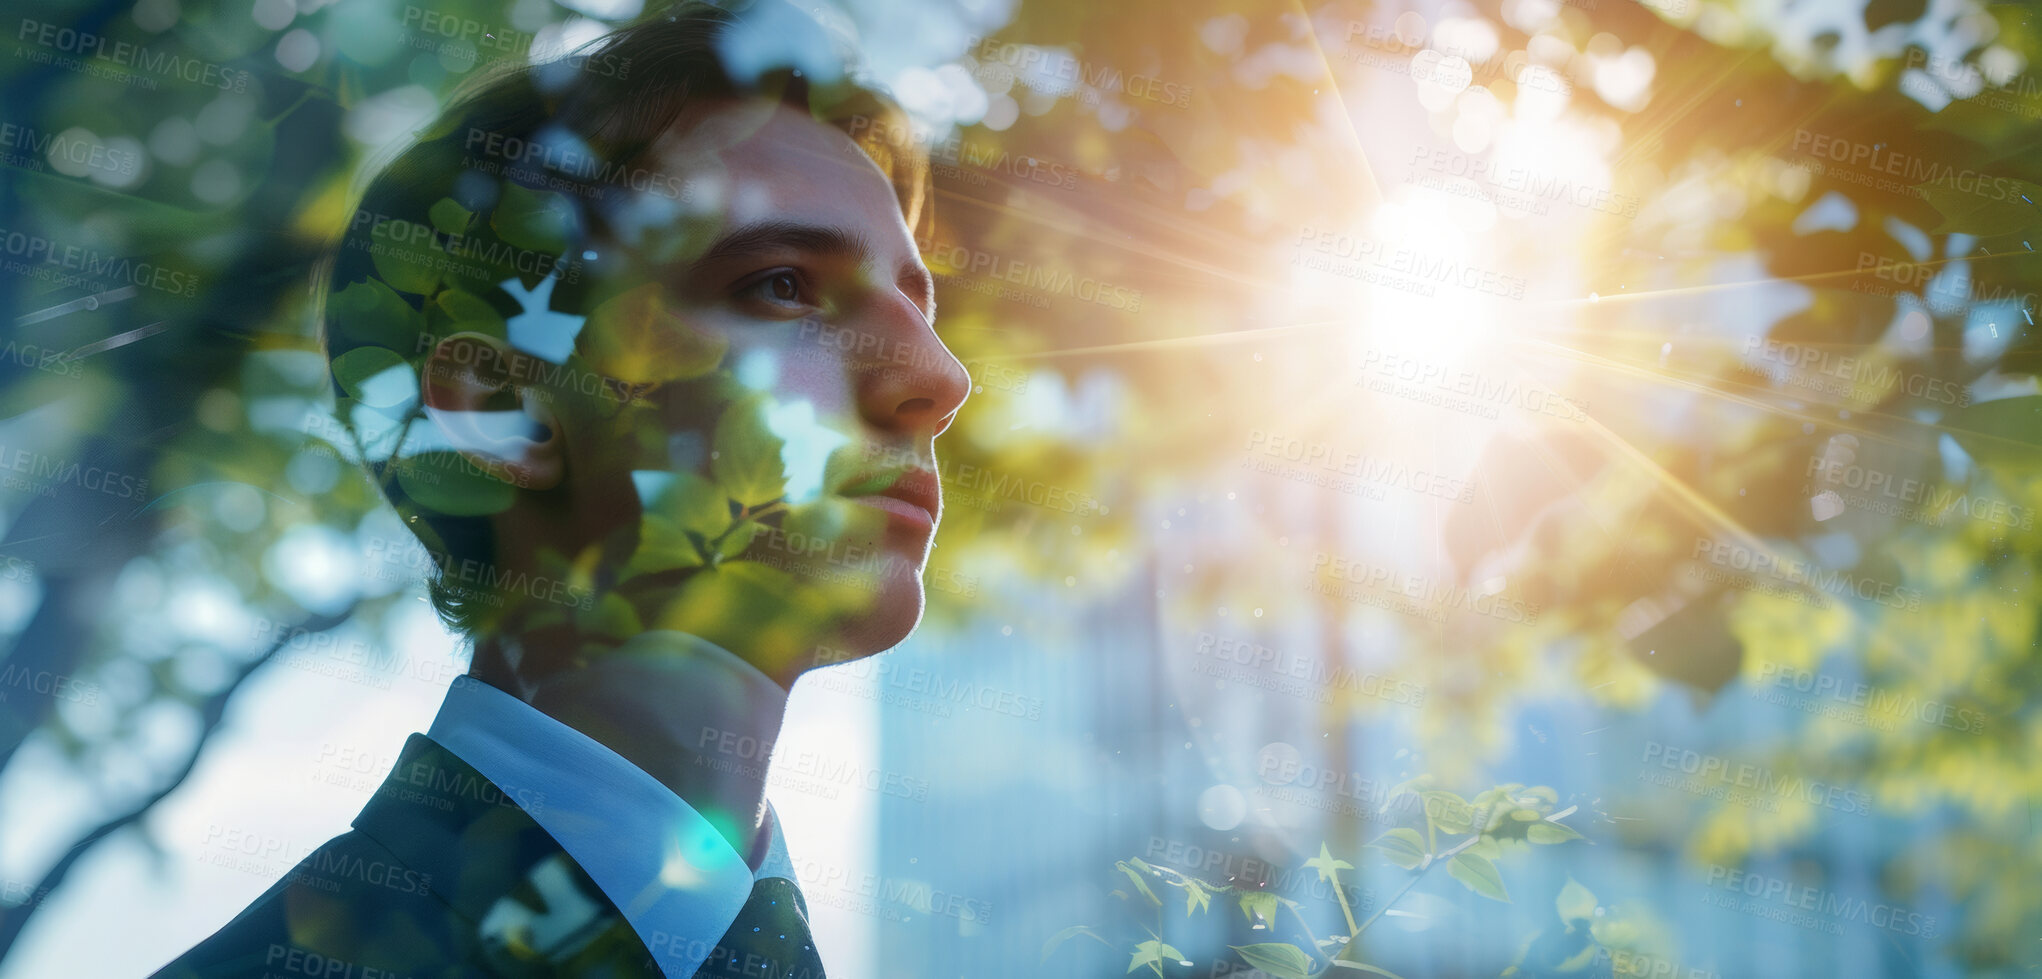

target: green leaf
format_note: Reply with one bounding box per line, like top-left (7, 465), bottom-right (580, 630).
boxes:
top-left (1555, 942), bottom-right (1599, 972)
top-left (1426, 791), bottom-right (1475, 833)
top-left (330, 346), bottom-right (415, 410)
top-left (715, 519), bottom-right (761, 561)
top-left (1040, 925), bottom-right (1107, 963)
top-left (393, 451), bottom-right (517, 517)
top-left (369, 220), bottom-right (445, 296)
top-left (577, 591), bottom-right (641, 641)
top-left (1944, 396), bottom-right (2042, 473)
top-left (1555, 877), bottom-right (1596, 924)
top-left (1238, 890), bottom-right (1278, 928)
top-left (492, 182), bottom-right (574, 258)
top-left (1129, 940), bottom-right (1186, 974)
top-left (328, 279), bottom-right (423, 350)
top-left (433, 288), bottom-right (506, 336)
top-left (1367, 828), bottom-right (1427, 870)
top-left (712, 395), bottom-right (788, 508)
top-left (651, 471), bottom-right (735, 540)
top-left (1448, 852), bottom-right (1510, 902)
top-left (1329, 961), bottom-right (1409, 978)
top-left (579, 281), bottom-right (728, 385)
top-left (1918, 176), bottom-right (2042, 236)
top-left (428, 197), bottom-right (473, 236)
top-left (1116, 862), bottom-right (1162, 907)
top-left (1183, 877), bottom-right (1212, 916)
top-left (1231, 942), bottom-right (1316, 979)
top-left (626, 515), bottom-right (706, 577)
top-left (654, 560), bottom-right (825, 674)
top-left (1527, 820), bottom-right (1584, 845)
top-left (1305, 842), bottom-right (1355, 883)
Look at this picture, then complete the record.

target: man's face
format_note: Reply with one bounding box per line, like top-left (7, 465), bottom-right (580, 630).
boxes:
top-left (439, 97), bottom-right (969, 679)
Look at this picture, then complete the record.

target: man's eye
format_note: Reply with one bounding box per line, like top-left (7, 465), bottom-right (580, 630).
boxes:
top-left (739, 269), bottom-right (811, 310)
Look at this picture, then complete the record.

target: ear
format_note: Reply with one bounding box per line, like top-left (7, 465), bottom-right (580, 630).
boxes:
top-left (420, 332), bottom-right (565, 491)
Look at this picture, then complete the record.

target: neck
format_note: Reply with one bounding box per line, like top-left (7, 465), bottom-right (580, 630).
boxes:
top-left (478, 629), bottom-right (791, 865)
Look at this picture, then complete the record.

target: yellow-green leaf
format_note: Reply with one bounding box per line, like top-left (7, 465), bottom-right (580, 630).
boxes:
top-left (1449, 851), bottom-right (1509, 902)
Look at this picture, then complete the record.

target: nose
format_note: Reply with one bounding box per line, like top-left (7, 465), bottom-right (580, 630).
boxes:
top-left (851, 291), bottom-right (971, 437)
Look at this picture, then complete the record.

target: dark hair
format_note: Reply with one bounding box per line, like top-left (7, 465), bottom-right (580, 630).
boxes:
top-left (321, 0), bottom-right (929, 635)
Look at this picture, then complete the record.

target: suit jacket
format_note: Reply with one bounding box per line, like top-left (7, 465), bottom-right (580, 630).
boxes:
top-left (155, 732), bottom-right (791, 979)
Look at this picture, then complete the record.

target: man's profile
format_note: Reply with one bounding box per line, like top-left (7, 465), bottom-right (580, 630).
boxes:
top-left (154, 3), bottom-right (968, 976)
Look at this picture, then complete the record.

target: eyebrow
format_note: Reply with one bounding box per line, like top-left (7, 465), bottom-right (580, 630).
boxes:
top-left (696, 220), bottom-right (937, 322)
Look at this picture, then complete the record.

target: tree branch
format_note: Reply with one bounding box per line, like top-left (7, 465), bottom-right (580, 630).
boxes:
top-left (0, 604), bottom-right (357, 962)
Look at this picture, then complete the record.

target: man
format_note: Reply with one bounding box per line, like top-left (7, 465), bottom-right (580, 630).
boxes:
top-left (155, 3), bottom-right (968, 976)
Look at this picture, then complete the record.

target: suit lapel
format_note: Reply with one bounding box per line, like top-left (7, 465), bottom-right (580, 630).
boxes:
top-left (351, 732), bottom-right (663, 976)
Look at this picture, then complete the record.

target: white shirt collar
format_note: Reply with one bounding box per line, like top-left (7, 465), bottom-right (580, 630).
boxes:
top-left (427, 657), bottom-right (794, 978)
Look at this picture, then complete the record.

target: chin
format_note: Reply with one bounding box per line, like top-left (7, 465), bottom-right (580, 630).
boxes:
top-left (831, 570), bottom-right (925, 661)
top-left (796, 547), bottom-right (927, 670)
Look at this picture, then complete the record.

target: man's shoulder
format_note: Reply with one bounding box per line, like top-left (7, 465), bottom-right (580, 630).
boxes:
top-left (152, 734), bottom-right (665, 979)
top-left (150, 828), bottom-right (457, 979)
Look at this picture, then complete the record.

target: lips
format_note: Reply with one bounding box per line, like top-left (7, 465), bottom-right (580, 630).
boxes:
top-left (848, 466), bottom-right (940, 531)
